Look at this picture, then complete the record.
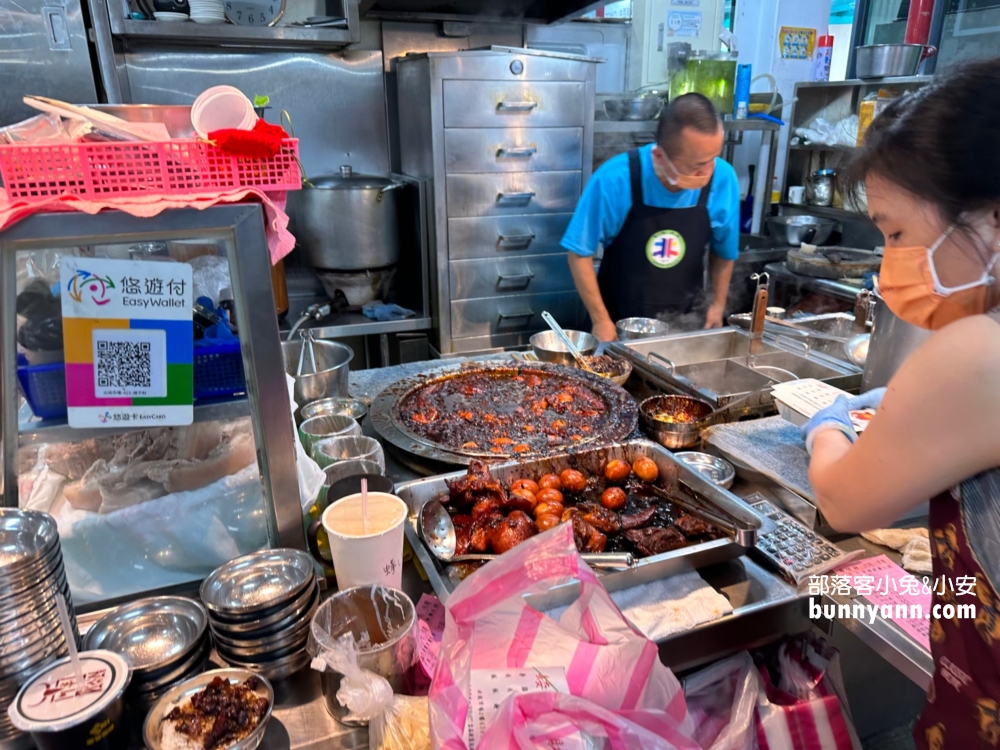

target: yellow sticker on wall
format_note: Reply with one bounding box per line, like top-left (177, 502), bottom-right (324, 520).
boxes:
top-left (779, 27), bottom-right (817, 60)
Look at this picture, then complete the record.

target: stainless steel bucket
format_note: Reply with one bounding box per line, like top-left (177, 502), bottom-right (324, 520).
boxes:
top-left (281, 339), bottom-right (353, 404)
top-left (862, 292), bottom-right (931, 389)
top-left (307, 585), bottom-right (416, 724)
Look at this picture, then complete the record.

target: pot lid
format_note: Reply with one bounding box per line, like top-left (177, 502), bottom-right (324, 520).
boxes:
top-left (308, 165), bottom-right (395, 190)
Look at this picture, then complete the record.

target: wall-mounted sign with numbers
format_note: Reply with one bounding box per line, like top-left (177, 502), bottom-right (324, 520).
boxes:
top-left (224, 0), bottom-right (284, 26)
top-left (59, 257), bottom-right (193, 429)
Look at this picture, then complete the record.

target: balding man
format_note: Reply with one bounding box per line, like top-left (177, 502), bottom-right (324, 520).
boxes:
top-left (563, 93), bottom-right (740, 341)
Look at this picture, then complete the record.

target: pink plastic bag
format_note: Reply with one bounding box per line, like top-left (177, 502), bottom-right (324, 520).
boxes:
top-left (754, 635), bottom-right (861, 750)
top-left (428, 524), bottom-right (696, 750)
top-left (481, 692), bottom-right (702, 750)
top-left (683, 652), bottom-right (758, 750)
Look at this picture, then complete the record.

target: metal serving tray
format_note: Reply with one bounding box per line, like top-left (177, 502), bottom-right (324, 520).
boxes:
top-left (396, 439), bottom-right (769, 606)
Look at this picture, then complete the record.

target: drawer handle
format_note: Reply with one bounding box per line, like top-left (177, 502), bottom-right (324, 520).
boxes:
top-left (496, 191), bottom-right (535, 205)
top-left (497, 100), bottom-right (537, 112)
top-left (497, 233), bottom-right (535, 250)
top-left (497, 146), bottom-right (537, 158)
top-left (498, 310), bottom-right (534, 324)
top-left (497, 271), bottom-right (535, 290)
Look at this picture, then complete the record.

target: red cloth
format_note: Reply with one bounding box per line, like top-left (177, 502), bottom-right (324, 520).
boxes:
top-left (0, 187), bottom-right (295, 265)
top-left (208, 119), bottom-right (290, 159)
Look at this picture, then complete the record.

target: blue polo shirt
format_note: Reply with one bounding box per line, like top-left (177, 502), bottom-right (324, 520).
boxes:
top-left (561, 144), bottom-right (740, 261)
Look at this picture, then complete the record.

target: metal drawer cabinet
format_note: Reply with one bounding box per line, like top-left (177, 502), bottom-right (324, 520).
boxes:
top-left (444, 128), bottom-right (584, 174)
top-left (442, 81), bottom-right (587, 128)
top-left (450, 291), bottom-right (583, 339)
top-left (449, 254), bottom-right (576, 300)
top-left (447, 214), bottom-right (573, 260)
top-left (446, 172), bottom-right (581, 218)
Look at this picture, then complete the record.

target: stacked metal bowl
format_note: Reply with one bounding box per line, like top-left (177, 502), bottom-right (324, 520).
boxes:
top-left (0, 509), bottom-right (79, 750)
top-left (84, 597), bottom-right (210, 722)
top-left (201, 549), bottom-right (319, 681)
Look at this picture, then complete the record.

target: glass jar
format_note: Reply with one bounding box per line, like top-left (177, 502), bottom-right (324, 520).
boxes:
top-left (668, 51), bottom-right (738, 115)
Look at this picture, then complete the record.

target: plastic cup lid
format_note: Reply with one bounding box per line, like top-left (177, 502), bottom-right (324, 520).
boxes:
top-left (7, 650), bottom-right (130, 733)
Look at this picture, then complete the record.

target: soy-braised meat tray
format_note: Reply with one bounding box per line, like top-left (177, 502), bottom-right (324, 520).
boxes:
top-left (393, 365), bottom-right (635, 459)
top-left (437, 457), bottom-right (726, 559)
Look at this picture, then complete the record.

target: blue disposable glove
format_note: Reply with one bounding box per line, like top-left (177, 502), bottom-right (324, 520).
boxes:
top-left (801, 387), bottom-right (887, 454)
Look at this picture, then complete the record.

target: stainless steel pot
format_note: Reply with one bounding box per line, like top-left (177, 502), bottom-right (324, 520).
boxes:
top-left (861, 289), bottom-right (931, 390)
top-left (281, 339), bottom-right (353, 403)
top-left (856, 44), bottom-right (936, 79)
top-left (765, 215), bottom-right (837, 246)
top-left (286, 166), bottom-right (404, 271)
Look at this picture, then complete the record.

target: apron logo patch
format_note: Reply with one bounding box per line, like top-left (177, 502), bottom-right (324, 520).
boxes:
top-left (646, 230), bottom-right (686, 269)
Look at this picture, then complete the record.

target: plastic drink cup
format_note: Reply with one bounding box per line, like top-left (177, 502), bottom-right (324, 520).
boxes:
top-left (8, 650), bottom-right (131, 750)
top-left (321, 492), bottom-right (407, 589)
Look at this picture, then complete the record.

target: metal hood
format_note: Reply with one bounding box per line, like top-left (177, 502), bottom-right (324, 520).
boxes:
top-left (358, 0), bottom-right (604, 24)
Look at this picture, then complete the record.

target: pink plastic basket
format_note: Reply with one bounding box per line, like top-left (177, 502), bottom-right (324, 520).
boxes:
top-left (0, 138), bottom-right (301, 202)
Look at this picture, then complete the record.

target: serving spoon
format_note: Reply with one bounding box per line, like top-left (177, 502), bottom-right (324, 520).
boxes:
top-left (541, 311), bottom-right (597, 373)
top-left (418, 499), bottom-right (635, 570)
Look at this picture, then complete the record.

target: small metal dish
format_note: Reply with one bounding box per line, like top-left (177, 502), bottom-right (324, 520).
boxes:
top-left (0, 578), bottom-right (70, 626)
top-left (217, 648), bottom-right (311, 682)
top-left (131, 638), bottom-right (211, 694)
top-left (201, 549), bottom-right (315, 616)
top-left (615, 317), bottom-right (670, 340)
top-left (639, 395), bottom-right (714, 450)
top-left (0, 549), bottom-right (63, 598)
top-left (85, 597), bottom-right (208, 671)
top-left (300, 397), bottom-right (368, 424)
top-left (211, 610), bottom-right (312, 652)
top-left (143, 669), bottom-right (274, 750)
top-left (209, 581), bottom-right (319, 636)
top-left (215, 631), bottom-right (308, 661)
top-left (674, 452), bottom-right (736, 489)
top-left (0, 509), bottom-right (59, 573)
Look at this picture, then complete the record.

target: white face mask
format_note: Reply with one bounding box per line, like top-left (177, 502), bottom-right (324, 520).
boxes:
top-left (652, 146), bottom-right (713, 191)
top-left (926, 225), bottom-right (998, 296)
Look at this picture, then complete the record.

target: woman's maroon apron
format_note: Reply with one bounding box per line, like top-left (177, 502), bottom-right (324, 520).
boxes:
top-left (914, 479), bottom-right (1000, 749)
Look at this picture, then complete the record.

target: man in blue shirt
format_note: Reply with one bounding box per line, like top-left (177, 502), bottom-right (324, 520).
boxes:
top-left (562, 93), bottom-right (740, 342)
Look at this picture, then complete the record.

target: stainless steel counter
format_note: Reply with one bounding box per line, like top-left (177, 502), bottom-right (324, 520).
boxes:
top-left (84, 358), bottom-right (931, 748)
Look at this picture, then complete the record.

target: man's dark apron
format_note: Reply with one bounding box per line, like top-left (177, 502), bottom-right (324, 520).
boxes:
top-left (596, 149), bottom-right (713, 322)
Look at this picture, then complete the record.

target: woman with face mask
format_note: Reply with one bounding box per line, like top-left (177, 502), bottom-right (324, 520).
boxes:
top-left (802, 58), bottom-right (1000, 749)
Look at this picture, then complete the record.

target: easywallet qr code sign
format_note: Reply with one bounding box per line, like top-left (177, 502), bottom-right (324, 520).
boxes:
top-left (60, 257), bottom-right (193, 428)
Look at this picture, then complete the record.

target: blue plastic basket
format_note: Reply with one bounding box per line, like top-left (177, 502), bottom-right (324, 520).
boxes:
top-left (192, 338), bottom-right (246, 400)
top-left (16, 356), bottom-right (68, 420)
top-left (16, 339), bottom-right (247, 420)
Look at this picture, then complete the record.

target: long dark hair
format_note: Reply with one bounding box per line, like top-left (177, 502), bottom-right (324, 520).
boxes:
top-left (844, 57), bottom-right (1000, 229)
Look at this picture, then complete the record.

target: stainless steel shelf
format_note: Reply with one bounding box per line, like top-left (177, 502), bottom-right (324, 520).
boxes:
top-left (594, 118), bottom-right (782, 134)
top-left (794, 76), bottom-right (934, 90)
top-left (778, 203), bottom-right (866, 221)
top-left (113, 18), bottom-right (356, 47)
top-left (292, 314), bottom-right (433, 340)
top-left (789, 144), bottom-right (856, 152)
top-left (18, 396), bottom-right (251, 443)
top-left (594, 120), bottom-right (657, 133)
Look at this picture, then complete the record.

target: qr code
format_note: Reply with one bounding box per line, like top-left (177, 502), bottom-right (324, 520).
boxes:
top-left (96, 340), bottom-right (151, 389)
top-left (92, 329), bottom-right (166, 399)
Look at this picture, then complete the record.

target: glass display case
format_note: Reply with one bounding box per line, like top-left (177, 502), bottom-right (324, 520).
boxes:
top-left (1, 205), bottom-right (302, 609)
